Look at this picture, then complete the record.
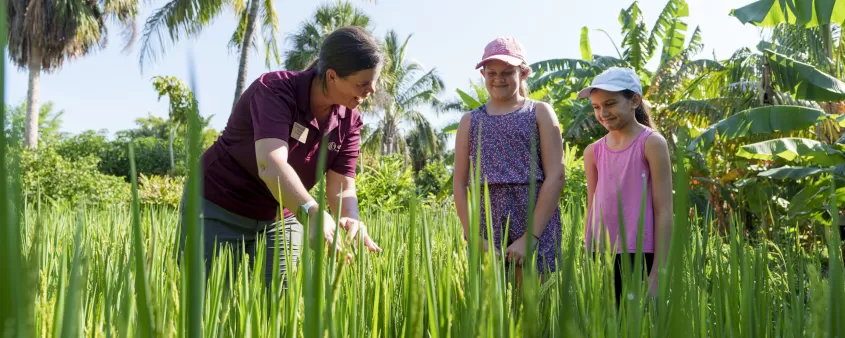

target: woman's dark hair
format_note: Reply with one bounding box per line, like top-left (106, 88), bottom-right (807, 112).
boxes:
top-left (621, 89), bottom-right (654, 128)
top-left (306, 26), bottom-right (382, 90)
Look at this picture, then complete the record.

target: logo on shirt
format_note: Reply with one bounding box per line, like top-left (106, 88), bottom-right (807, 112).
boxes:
top-left (328, 142), bottom-right (340, 152)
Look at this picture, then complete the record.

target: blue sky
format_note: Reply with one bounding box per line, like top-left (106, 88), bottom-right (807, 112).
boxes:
top-left (4, 0), bottom-right (765, 137)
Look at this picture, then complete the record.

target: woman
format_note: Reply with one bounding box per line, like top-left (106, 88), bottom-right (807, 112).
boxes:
top-left (179, 26), bottom-right (383, 286)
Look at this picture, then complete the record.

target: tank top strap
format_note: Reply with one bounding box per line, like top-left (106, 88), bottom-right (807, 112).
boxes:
top-left (635, 127), bottom-right (654, 157)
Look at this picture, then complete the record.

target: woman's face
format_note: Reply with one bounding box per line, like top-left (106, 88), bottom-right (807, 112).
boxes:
top-left (330, 67), bottom-right (380, 109)
top-left (481, 60), bottom-right (523, 101)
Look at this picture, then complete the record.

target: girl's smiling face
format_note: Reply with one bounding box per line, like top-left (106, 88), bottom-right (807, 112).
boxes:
top-left (590, 88), bottom-right (640, 131)
top-left (481, 60), bottom-right (525, 101)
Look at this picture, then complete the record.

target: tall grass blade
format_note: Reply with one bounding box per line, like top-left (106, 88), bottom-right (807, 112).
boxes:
top-left (0, 2), bottom-right (28, 334)
top-left (128, 144), bottom-right (156, 337)
top-left (826, 177), bottom-right (845, 337)
top-left (183, 56), bottom-right (205, 337)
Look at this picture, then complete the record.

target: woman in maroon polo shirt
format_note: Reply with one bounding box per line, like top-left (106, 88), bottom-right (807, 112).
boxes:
top-left (179, 26), bottom-right (383, 286)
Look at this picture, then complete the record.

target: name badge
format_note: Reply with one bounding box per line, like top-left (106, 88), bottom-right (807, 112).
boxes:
top-left (291, 122), bottom-right (309, 144)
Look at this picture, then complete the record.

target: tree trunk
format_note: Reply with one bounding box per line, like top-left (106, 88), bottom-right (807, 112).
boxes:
top-left (25, 47), bottom-right (42, 149)
top-left (232, 0), bottom-right (261, 108)
top-left (169, 124), bottom-right (175, 170)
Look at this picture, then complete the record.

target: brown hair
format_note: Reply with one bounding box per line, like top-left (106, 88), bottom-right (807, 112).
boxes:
top-left (621, 89), bottom-right (654, 128)
top-left (306, 26), bottom-right (382, 90)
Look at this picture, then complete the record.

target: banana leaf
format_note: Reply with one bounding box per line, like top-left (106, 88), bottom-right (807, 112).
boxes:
top-left (766, 49), bottom-right (845, 102)
top-left (731, 0), bottom-right (845, 28)
top-left (758, 165), bottom-right (832, 179)
top-left (687, 105), bottom-right (830, 151)
top-left (738, 137), bottom-right (845, 166)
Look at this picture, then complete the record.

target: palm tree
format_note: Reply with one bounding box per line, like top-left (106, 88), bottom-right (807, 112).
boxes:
top-left (360, 30), bottom-right (451, 157)
top-left (8, 0), bottom-right (139, 149)
top-left (284, 1), bottom-right (371, 71)
top-left (139, 0), bottom-right (281, 107)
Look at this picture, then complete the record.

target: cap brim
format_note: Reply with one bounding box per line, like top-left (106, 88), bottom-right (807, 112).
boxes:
top-left (475, 55), bottom-right (524, 69)
top-left (576, 84), bottom-right (628, 99)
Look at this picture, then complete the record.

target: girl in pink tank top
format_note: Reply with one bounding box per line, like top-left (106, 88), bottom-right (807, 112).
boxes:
top-left (577, 67), bottom-right (674, 301)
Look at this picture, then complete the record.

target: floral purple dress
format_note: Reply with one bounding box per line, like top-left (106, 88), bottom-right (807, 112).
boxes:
top-left (468, 99), bottom-right (563, 273)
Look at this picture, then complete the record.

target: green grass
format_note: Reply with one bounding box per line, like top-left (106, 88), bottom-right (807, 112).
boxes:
top-left (1, 174), bottom-right (843, 337)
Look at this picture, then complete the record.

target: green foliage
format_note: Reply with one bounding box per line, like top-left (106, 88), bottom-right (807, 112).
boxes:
top-left (414, 160), bottom-right (451, 204)
top-left (765, 49), bottom-right (845, 101)
top-left (562, 143), bottom-right (587, 199)
top-left (17, 145), bottom-right (129, 206)
top-left (356, 154), bottom-right (414, 211)
top-left (731, 0), bottom-right (845, 28)
top-left (138, 174), bottom-right (185, 208)
top-left (3, 101), bottom-right (66, 147)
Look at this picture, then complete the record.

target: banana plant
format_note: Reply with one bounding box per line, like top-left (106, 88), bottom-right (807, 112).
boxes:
top-left (528, 0), bottom-right (698, 149)
top-left (737, 137), bottom-right (845, 222)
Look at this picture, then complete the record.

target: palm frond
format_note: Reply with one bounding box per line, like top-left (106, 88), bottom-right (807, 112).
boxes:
top-left (261, 0), bottom-right (281, 69)
top-left (139, 0), bottom-right (225, 70)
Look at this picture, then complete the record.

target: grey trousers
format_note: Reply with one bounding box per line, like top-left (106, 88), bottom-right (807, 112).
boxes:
top-left (178, 197), bottom-right (303, 287)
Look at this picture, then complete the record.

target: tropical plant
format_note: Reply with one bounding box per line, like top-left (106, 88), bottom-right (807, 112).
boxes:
top-left (152, 76), bottom-right (197, 170)
top-left (139, 0), bottom-right (281, 107)
top-left (7, 0), bottom-right (139, 148)
top-left (3, 101), bottom-right (65, 147)
top-left (283, 1), bottom-right (371, 71)
top-left (528, 0), bottom-right (699, 150)
top-left (361, 30), bottom-right (452, 157)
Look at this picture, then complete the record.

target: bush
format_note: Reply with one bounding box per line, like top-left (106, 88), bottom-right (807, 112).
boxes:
top-left (356, 154), bottom-right (415, 212)
top-left (18, 145), bottom-right (130, 206)
top-left (56, 132), bottom-right (176, 181)
top-left (562, 144), bottom-right (587, 201)
top-left (414, 160), bottom-right (452, 204)
top-left (138, 174), bottom-right (185, 208)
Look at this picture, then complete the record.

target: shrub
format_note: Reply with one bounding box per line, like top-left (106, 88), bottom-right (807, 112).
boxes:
top-left (17, 145), bottom-right (130, 206)
top-left (356, 154), bottom-right (414, 212)
top-left (138, 174), bottom-right (185, 208)
top-left (414, 160), bottom-right (451, 204)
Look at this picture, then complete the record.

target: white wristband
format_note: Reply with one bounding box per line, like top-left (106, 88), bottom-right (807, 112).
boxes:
top-left (300, 200), bottom-right (318, 215)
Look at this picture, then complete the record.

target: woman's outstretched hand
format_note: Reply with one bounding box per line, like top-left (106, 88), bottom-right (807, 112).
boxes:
top-left (308, 210), bottom-right (353, 263)
top-left (339, 217), bottom-right (382, 253)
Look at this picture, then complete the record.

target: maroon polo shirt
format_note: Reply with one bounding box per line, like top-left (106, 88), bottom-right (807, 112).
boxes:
top-left (201, 69), bottom-right (362, 221)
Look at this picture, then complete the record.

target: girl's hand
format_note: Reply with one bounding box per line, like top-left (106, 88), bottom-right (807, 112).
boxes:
top-left (648, 269), bottom-right (658, 298)
top-left (339, 217), bottom-right (382, 253)
top-left (505, 235), bottom-right (537, 266)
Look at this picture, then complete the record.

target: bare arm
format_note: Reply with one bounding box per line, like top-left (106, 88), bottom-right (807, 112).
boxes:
top-left (644, 133), bottom-right (673, 274)
top-left (326, 170), bottom-right (360, 220)
top-left (452, 113), bottom-right (472, 239)
top-left (527, 102), bottom-right (565, 238)
top-left (583, 143), bottom-right (598, 237)
top-left (255, 138), bottom-right (318, 217)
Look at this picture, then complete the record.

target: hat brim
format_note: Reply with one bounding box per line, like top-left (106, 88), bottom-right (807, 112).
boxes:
top-left (576, 84), bottom-right (629, 99)
top-left (475, 55), bottom-right (524, 69)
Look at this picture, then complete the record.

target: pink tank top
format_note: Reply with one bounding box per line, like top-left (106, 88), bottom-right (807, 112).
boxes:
top-left (586, 127), bottom-right (655, 254)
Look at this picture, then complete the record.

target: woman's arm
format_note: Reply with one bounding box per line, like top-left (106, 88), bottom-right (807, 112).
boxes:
top-left (326, 171), bottom-right (381, 252)
top-left (452, 113), bottom-right (472, 239)
top-left (326, 170), bottom-right (360, 220)
top-left (527, 102), bottom-right (565, 238)
top-left (256, 138), bottom-right (318, 216)
top-left (644, 133), bottom-right (673, 287)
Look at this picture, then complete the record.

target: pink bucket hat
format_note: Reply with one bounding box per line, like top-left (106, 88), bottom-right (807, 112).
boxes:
top-left (475, 36), bottom-right (527, 69)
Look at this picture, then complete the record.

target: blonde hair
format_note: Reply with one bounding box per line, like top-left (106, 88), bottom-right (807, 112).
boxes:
top-left (519, 63), bottom-right (531, 98)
